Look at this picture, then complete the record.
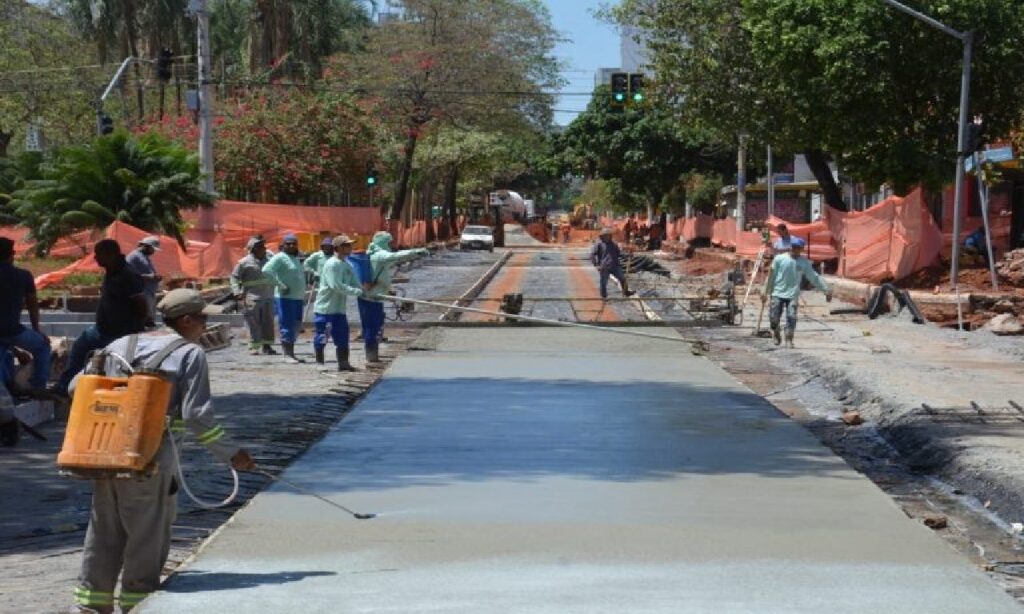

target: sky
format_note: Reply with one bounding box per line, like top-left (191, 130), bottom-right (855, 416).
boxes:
top-left (545, 0), bottom-right (622, 126)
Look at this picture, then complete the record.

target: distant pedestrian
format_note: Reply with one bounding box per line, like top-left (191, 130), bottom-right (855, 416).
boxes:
top-left (125, 236), bottom-right (162, 327)
top-left (230, 237), bottom-right (277, 355)
top-left (560, 223), bottom-right (571, 244)
top-left (55, 240), bottom-right (147, 395)
top-left (313, 235), bottom-right (363, 370)
top-left (360, 232), bottom-right (428, 363)
top-left (762, 237), bottom-right (831, 348)
top-left (261, 233), bottom-right (306, 363)
top-left (0, 237), bottom-right (51, 394)
top-left (590, 227), bottom-right (634, 300)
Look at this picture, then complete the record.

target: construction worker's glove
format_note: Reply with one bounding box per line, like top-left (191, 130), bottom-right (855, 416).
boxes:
top-left (278, 283), bottom-right (289, 294)
top-left (825, 291), bottom-right (833, 303)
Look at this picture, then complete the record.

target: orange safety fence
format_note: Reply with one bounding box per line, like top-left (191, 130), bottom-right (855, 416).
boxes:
top-left (32, 220), bottom-right (247, 289)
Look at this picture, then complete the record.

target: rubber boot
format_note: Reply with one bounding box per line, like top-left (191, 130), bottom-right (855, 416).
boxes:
top-left (261, 344), bottom-right (279, 355)
top-left (784, 330), bottom-right (795, 348)
top-left (282, 342), bottom-right (305, 363)
top-left (365, 344), bottom-right (381, 363)
top-left (771, 325), bottom-right (782, 346)
top-left (336, 347), bottom-right (357, 371)
top-left (314, 347), bottom-right (325, 365)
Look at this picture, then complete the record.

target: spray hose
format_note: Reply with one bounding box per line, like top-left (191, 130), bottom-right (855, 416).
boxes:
top-left (166, 418), bottom-right (240, 510)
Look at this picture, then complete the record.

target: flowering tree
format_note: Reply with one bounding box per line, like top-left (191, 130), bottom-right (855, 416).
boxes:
top-left (140, 88), bottom-right (380, 204)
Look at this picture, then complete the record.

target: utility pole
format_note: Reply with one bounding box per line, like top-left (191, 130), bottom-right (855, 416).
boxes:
top-left (194, 0), bottom-right (215, 194)
top-left (882, 0), bottom-right (973, 331)
top-left (736, 134), bottom-right (748, 231)
top-left (767, 144), bottom-right (775, 219)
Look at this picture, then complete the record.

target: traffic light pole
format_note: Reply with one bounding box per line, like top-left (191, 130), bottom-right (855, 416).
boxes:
top-left (882, 0), bottom-right (972, 331)
top-left (735, 134), bottom-right (748, 231)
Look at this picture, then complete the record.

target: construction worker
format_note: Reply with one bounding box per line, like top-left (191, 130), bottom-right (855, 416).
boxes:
top-left (56, 240), bottom-right (148, 396)
top-left (0, 237), bottom-right (51, 394)
top-left (303, 237), bottom-right (334, 289)
top-left (762, 237), bottom-right (832, 348)
top-left (590, 227), bottom-right (635, 300)
top-left (230, 237), bottom-right (277, 356)
top-left (71, 289), bottom-right (256, 613)
top-left (125, 236), bottom-right (162, 327)
top-left (313, 235), bottom-right (363, 369)
top-left (359, 232), bottom-right (428, 362)
top-left (261, 233), bottom-right (306, 363)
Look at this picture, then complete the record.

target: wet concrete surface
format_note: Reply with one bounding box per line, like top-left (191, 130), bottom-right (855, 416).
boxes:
top-left (140, 328), bottom-right (1021, 613)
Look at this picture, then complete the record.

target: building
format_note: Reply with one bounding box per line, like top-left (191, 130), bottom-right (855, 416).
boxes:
top-left (620, 26), bottom-right (650, 74)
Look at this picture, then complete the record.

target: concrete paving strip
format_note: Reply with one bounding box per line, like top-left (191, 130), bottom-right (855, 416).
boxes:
top-left (140, 328), bottom-right (1022, 613)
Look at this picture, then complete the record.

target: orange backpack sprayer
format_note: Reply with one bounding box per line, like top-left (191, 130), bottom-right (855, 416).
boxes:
top-left (57, 336), bottom-right (187, 479)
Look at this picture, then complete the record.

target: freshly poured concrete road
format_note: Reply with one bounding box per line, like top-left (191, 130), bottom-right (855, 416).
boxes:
top-left (141, 329), bottom-right (1021, 613)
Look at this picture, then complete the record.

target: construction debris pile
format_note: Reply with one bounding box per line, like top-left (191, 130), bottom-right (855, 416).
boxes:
top-left (995, 248), bottom-right (1024, 287)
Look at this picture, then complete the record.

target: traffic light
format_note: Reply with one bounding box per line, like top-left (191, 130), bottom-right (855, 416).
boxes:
top-left (156, 48), bottom-right (173, 81)
top-left (98, 112), bottom-right (114, 135)
top-left (964, 122), bottom-right (984, 156)
top-left (629, 73), bottom-right (645, 104)
top-left (366, 165), bottom-right (378, 186)
top-left (611, 72), bottom-right (628, 106)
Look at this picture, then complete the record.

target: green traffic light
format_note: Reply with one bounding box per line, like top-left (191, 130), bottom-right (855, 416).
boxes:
top-left (367, 177), bottom-right (377, 186)
top-left (614, 93), bottom-right (625, 102)
top-left (633, 93), bottom-right (644, 103)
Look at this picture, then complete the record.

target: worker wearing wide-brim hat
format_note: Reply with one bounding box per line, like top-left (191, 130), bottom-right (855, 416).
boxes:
top-left (71, 289), bottom-right (256, 613)
top-left (312, 235), bottom-right (364, 369)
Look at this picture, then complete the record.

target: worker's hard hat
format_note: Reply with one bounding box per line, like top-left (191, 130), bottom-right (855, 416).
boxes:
top-left (158, 288), bottom-right (216, 319)
top-left (139, 236), bottom-right (161, 250)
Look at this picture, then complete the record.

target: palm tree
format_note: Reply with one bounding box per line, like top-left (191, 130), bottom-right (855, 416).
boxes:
top-left (9, 132), bottom-right (214, 254)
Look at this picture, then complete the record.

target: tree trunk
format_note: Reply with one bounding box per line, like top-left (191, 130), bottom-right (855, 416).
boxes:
top-left (390, 130), bottom-right (419, 220)
top-left (0, 131), bottom-right (11, 157)
top-left (803, 149), bottom-right (847, 211)
top-left (122, 0), bottom-right (145, 121)
top-left (444, 165), bottom-right (459, 237)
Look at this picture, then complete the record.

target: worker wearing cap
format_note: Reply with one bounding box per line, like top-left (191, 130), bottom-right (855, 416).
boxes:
top-left (590, 227), bottom-right (634, 300)
top-left (313, 235), bottom-right (363, 369)
top-left (261, 233), bottom-right (306, 363)
top-left (126, 236), bottom-right (163, 327)
top-left (762, 237), bottom-right (832, 348)
top-left (303, 237), bottom-right (335, 290)
top-left (230, 237), bottom-right (277, 356)
top-left (360, 232), bottom-right (428, 362)
top-left (70, 289), bottom-right (256, 613)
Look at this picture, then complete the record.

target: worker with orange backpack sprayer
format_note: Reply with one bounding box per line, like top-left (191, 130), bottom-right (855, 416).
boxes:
top-left (67, 289), bottom-right (256, 613)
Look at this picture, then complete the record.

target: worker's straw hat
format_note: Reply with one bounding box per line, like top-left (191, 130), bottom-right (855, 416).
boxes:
top-left (333, 234), bottom-right (355, 248)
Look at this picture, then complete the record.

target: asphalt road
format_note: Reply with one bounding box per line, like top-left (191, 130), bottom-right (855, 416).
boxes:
top-left (139, 327), bottom-right (1021, 613)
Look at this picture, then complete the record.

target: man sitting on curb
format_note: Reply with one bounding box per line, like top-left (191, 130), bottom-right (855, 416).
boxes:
top-left (0, 237), bottom-right (51, 396)
top-left (762, 237), bottom-right (831, 348)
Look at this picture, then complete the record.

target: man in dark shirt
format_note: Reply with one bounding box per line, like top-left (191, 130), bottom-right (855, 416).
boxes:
top-left (0, 237), bottom-right (51, 392)
top-left (55, 240), bottom-right (147, 395)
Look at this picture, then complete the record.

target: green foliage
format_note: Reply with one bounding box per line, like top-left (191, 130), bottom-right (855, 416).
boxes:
top-left (553, 85), bottom-right (734, 212)
top-left (685, 173), bottom-right (725, 215)
top-left (9, 131), bottom-right (213, 254)
top-left (612, 0), bottom-right (1024, 193)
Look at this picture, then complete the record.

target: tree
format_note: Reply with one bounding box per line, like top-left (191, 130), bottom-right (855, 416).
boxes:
top-left (9, 131), bottom-right (213, 254)
top-left (611, 0), bottom-right (1024, 203)
top-left (0, 1), bottom-right (100, 155)
top-left (553, 85), bottom-right (734, 215)
top-left (330, 0), bottom-right (561, 220)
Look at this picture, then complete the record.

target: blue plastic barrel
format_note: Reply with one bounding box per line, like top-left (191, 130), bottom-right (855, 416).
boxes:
top-left (347, 252), bottom-right (372, 284)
